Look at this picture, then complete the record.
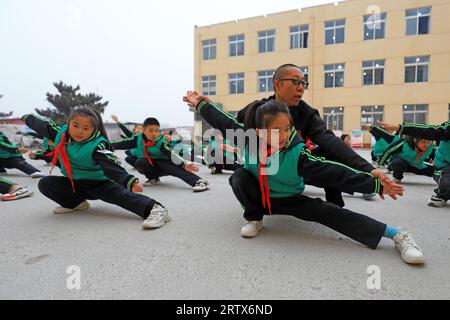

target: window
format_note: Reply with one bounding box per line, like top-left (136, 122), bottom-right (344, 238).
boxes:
top-left (364, 12), bottom-right (386, 40)
top-left (406, 7), bottom-right (431, 35)
top-left (258, 30), bottom-right (275, 53)
top-left (300, 66), bottom-right (309, 84)
top-left (403, 104), bottom-right (428, 124)
top-left (258, 70), bottom-right (274, 92)
top-left (290, 24), bottom-right (309, 49)
top-left (202, 39), bottom-right (216, 60)
top-left (361, 106), bottom-right (384, 129)
top-left (405, 56), bottom-right (430, 83)
top-left (324, 63), bottom-right (345, 88)
top-left (363, 60), bottom-right (385, 85)
top-left (229, 73), bottom-right (244, 94)
top-left (323, 107), bottom-right (344, 130)
top-left (229, 34), bottom-right (245, 56)
top-left (201, 76), bottom-right (216, 96)
top-left (325, 19), bottom-right (345, 45)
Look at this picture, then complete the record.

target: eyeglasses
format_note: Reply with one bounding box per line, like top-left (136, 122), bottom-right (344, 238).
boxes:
top-left (278, 78), bottom-right (309, 89)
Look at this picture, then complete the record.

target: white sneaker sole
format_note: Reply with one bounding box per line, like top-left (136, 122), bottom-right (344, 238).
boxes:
top-left (401, 254), bottom-right (425, 264)
top-left (193, 186), bottom-right (208, 192)
top-left (142, 215), bottom-right (171, 229)
top-left (241, 225), bottom-right (263, 238)
top-left (0, 190), bottom-right (33, 201)
top-left (53, 201), bottom-right (90, 214)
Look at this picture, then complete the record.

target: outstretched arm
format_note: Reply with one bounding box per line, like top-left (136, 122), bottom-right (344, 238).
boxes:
top-left (22, 114), bottom-right (60, 142)
top-left (92, 141), bottom-right (141, 192)
top-left (378, 139), bottom-right (405, 166)
top-left (298, 147), bottom-right (404, 199)
top-left (183, 91), bottom-right (244, 137)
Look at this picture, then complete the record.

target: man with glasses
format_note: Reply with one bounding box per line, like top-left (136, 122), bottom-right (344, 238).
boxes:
top-left (236, 63), bottom-right (399, 207)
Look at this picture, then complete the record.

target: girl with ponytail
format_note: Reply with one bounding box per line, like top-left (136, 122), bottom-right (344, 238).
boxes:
top-left (183, 90), bottom-right (425, 265)
top-left (22, 107), bottom-right (171, 230)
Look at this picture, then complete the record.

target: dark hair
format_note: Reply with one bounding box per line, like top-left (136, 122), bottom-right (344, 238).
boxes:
top-left (405, 135), bottom-right (429, 150)
top-left (143, 117), bottom-right (160, 128)
top-left (68, 107), bottom-right (109, 140)
top-left (244, 100), bottom-right (293, 130)
top-left (273, 63), bottom-right (302, 84)
top-left (340, 134), bottom-right (350, 141)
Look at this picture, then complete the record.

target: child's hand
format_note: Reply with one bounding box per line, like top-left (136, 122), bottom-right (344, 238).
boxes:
top-left (379, 179), bottom-right (404, 200)
top-left (18, 147), bottom-right (28, 154)
top-left (371, 169), bottom-right (403, 200)
top-left (184, 163), bottom-right (199, 173)
top-left (131, 180), bottom-right (143, 193)
top-left (183, 91), bottom-right (211, 108)
top-left (111, 115), bottom-right (119, 122)
top-left (377, 121), bottom-right (399, 132)
top-left (222, 144), bottom-right (236, 153)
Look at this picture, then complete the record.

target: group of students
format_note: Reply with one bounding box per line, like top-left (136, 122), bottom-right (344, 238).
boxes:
top-left (2, 64), bottom-right (448, 266)
top-left (0, 129), bottom-right (47, 201)
top-left (364, 122), bottom-right (440, 206)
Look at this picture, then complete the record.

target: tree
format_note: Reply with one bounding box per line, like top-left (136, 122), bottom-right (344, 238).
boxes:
top-left (0, 94), bottom-right (13, 117)
top-left (35, 81), bottom-right (109, 124)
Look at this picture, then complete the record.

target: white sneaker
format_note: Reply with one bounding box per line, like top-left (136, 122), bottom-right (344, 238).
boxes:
top-left (428, 196), bottom-right (446, 207)
top-left (144, 178), bottom-right (160, 186)
top-left (143, 204), bottom-right (170, 229)
top-left (393, 230), bottom-right (425, 264)
top-left (192, 179), bottom-right (209, 192)
top-left (53, 200), bottom-right (90, 214)
top-left (241, 220), bottom-right (263, 238)
top-left (0, 187), bottom-right (33, 201)
top-left (30, 171), bottom-right (46, 178)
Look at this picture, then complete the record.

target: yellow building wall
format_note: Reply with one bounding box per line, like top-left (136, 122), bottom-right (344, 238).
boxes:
top-left (194, 0), bottom-right (450, 144)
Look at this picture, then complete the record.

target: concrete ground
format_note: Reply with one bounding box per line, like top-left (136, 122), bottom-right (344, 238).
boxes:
top-left (0, 150), bottom-right (449, 300)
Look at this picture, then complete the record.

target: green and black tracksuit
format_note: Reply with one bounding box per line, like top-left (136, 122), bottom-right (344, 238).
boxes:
top-left (369, 126), bottom-right (400, 162)
top-left (379, 137), bottom-right (435, 181)
top-left (237, 97), bottom-right (376, 208)
top-left (205, 138), bottom-right (241, 173)
top-left (0, 177), bottom-right (15, 194)
top-left (0, 131), bottom-right (41, 176)
top-left (114, 122), bottom-right (141, 167)
top-left (112, 132), bottom-right (203, 187)
top-left (396, 121), bottom-right (450, 200)
top-left (25, 131), bottom-right (55, 164)
top-left (197, 100), bottom-right (387, 249)
top-left (22, 114), bottom-right (158, 219)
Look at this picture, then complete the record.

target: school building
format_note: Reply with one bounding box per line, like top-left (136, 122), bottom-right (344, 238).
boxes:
top-left (193, 0), bottom-right (450, 146)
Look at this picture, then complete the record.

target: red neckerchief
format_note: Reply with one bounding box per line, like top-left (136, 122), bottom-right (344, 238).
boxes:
top-left (143, 138), bottom-right (157, 166)
top-left (258, 144), bottom-right (273, 215)
top-left (415, 147), bottom-right (427, 163)
top-left (51, 132), bottom-right (75, 193)
top-left (44, 150), bottom-right (55, 158)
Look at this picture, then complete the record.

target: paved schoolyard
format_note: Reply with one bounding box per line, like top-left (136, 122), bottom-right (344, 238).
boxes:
top-left (1, 150), bottom-right (449, 299)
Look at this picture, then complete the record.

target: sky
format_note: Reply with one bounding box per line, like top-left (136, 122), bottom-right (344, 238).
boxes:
top-left (0, 0), bottom-right (335, 126)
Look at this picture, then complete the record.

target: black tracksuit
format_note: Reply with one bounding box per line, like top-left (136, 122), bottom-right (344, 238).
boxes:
top-left (236, 97), bottom-right (376, 207)
top-left (198, 101), bottom-right (387, 249)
